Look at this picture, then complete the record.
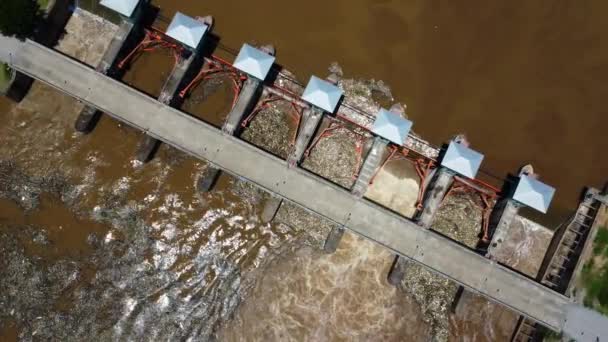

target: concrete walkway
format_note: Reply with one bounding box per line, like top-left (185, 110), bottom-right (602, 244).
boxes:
top-left (1, 36), bottom-right (604, 336)
top-left (0, 36), bottom-right (20, 62)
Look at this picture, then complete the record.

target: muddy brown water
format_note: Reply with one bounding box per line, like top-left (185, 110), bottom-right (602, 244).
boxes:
top-left (1, 2), bottom-right (608, 340)
top-left (151, 0), bottom-right (608, 224)
top-left (122, 48), bottom-right (176, 98)
top-left (0, 195), bottom-right (108, 259)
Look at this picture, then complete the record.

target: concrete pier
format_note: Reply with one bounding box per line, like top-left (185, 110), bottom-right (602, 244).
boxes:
top-left (5, 38), bottom-right (594, 333)
top-left (451, 198), bottom-right (521, 313)
top-left (136, 52), bottom-right (198, 162)
top-left (417, 167), bottom-right (455, 228)
top-left (314, 135), bottom-right (389, 254)
top-left (387, 257), bottom-right (409, 286)
top-left (196, 44), bottom-right (275, 192)
top-left (223, 78), bottom-right (263, 135)
top-left (74, 105), bottom-right (102, 133)
top-left (287, 107), bottom-right (323, 167)
top-left (99, 21), bottom-right (136, 75)
top-left (451, 167), bottom-right (524, 313)
top-left (135, 134), bottom-right (160, 163)
top-left (486, 199), bottom-right (521, 254)
top-left (158, 52), bottom-right (196, 105)
top-left (322, 136), bottom-right (388, 253)
top-left (75, 20), bottom-right (138, 133)
top-left (196, 71), bottom-right (265, 192)
top-left (387, 167), bottom-right (454, 285)
top-left (486, 165), bottom-right (536, 255)
top-left (323, 226), bottom-right (345, 253)
top-left (351, 136), bottom-right (388, 198)
top-left (261, 196), bottom-right (283, 223)
top-left (197, 166), bottom-right (221, 192)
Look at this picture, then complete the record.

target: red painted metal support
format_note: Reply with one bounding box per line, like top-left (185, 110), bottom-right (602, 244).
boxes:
top-left (240, 93), bottom-right (282, 127)
top-left (117, 29), bottom-right (184, 71)
top-left (368, 145), bottom-right (413, 186)
top-left (179, 63), bottom-right (223, 98)
top-left (304, 123), bottom-right (344, 158)
top-left (414, 158), bottom-right (435, 210)
top-left (288, 102), bottom-right (302, 146)
top-left (240, 91), bottom-right (305, 147)
top-left (178, 56), bottom-right (246, 109)
top-left (441, 176), bottom-right (499, 242)
top-left (300, 120), bottom-right (368, 180)
top-left (351, 140), bottom-right (365, 180)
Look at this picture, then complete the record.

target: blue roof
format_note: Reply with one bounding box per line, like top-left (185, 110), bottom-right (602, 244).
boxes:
top-left (301, 76), bottom-right (343, 113)
top-left (166, 12), bottom-right (208, 49)
top-left (371, 108), bottom-right (413, 145)
top-left (100, 0), bottom-right (139, 17)
top-left (512, 174), bottom-right (555, 213)
top-left (233, 44), bottom-right (276, 81)
top-left (440, 141), bottom-right (484, 178)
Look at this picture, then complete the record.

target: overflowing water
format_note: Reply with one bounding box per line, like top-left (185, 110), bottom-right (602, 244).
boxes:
top-left (220, 233), bottom-right (430, 341)
top-left (152, 0), bottom-right (608, 223)
top-left (2, 2), bottom-right (608, 341)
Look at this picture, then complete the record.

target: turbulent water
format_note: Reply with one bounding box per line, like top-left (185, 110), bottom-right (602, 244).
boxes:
top-left (0, 10), bottom-right (431, 341)
top-left (0, 92), bottom-right (332, 341)
top-left (221, 233), bottom-right (430, 341)
top-left (3, 1), bottom-right (604, 340)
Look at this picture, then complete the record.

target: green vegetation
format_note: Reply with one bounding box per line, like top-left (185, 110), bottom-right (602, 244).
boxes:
top-left (37, 0), bottom-right (50, 11)
top-left (581, 226), bottom-right (608, 315)
top-left (0, 63), bottom-right (14, 92)
top-left (0, 0), bottom-right (41, 39)
top-left (593, 228), bottom-right (608, 255)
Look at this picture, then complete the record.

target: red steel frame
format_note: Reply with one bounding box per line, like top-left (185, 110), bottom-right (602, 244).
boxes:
top-left (441, 175), bottom-right (499, 243)
top-left (303, 119), bottom-right (368, 180)
top-left (178, 56), bottom-right (246, 110)
top-left (117, 28), bottom-right (184, 71)
top-left (240, 91), bottom-right (304, 146)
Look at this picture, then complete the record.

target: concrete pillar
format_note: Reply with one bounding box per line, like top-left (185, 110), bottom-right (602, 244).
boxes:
top-left (388, 168), bottom-right (454, 286)
top-left (261, 196), bottom-right (283, 223)
top-left (453, 165), bottom-right (533, 312)
top-left (136, 51), bottom-right (197, 162)
top-left (287, 107), bottom-right (324, 167)
top-left (351, 136), bottom-right (389, 198)
top-left (387, 256), bottom-right (409, 286)
top-left (451, 198), bottom-right (521, 312)
top-left (74, 20), bottom-right (136, 133)
top-left (99, 20), bottom-right (136, 75)
top-left (322, 137), bottom-right (388, 254)
top-left (223, 78), bottom-right (262, 135)
top-left (323, 226), bottom-right (345, 253)
top-left (158, 52), bottom-right (196, 106)
top-left (135, 134), bottom-right (160, 163)
top-left (194, 43), bottom-right (271, 192)
top-left (74, 105), bottom-right (102, 133)
top-left (196, 166), bottom-right (221, 193)
top-left (196, 75), bottom-right (264, 192)
top-left (416, 167), bottom-right (455, 228)
top-left (485, 198), bottom-right (521, 255)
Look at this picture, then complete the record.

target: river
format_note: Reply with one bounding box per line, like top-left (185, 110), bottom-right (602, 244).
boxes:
top-left (152, 0), bottom-right (608, 222)
top-left (1, 1), bottom-right (607, 341)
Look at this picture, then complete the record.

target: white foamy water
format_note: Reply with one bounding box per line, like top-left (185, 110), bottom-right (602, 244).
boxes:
top-left (220, 232), bottom-right (430, 342)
